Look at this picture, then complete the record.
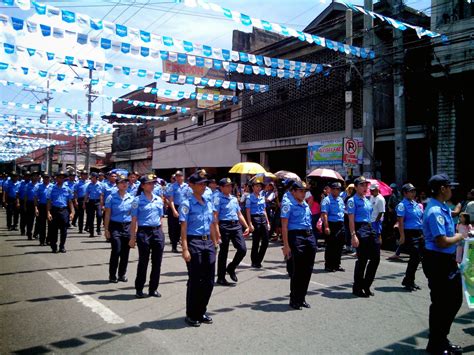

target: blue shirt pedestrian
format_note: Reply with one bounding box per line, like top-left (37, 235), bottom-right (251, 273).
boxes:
top-left (105, 191), bottom-right (134, 223)
top-left (74, 180), bottom-right (89, 198)
top-left (213, 192), bottom-right (240, 221)
top-left (347, 194), bottom-right (372, 223)
top-left (131, 193), bottom-right (164, 227)
top-left (397, 198), bottom-right (423, 230)
top-left (280, 193), bottom-right (312, 230)
top-left (34, 182), bottom-right (51, 204)
top-left (321, 194), bottom-right (345, 222)
top-left (179, 195), bottom-right (214, 235)
top-left (86, 182), bottom-right (103, 200)
top-left (47, 184), bottom-right (73, 208)
top-left (423, 198), bottom-right (456, 254)
top-left (246, 192), bottom-right (266, 215)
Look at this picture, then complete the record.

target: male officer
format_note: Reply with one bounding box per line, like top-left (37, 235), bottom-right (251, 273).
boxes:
top-left (3, 171), bottom-right (20, 231)
top-left (179, 169), bottom-right (218, 327)
top-left (168, 170), bottom-right (191, 253)
top-left (65, 172), bottom-right (77, 226)
top-left (102, 172), bottom-right (118, 202)
top-left (84, 172), bottom-right (103, 238)
top-left (34, 173), bottom-right (52, 246)
top-left (321, 181), bottom-right (346, 272)
top-left (18, 171), bottom-right (31, 235)
top-left (127, 171), bottom-right (141, 196)
top-left (47, 171), bottom-right (74, 253)
top-left (203, 178), bottom-right (219, 201)
top-left (24, 172), bottom-right (39, 240)
top-left (73, 171), bottom-right (89, 233)
top-left (396, 183), bottom-right (424, 291)
top-left (213, 178), bottom-right (249, 286)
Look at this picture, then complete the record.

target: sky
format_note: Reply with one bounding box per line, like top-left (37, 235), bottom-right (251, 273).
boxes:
top-left (0, 0), bottom-right (432, 125)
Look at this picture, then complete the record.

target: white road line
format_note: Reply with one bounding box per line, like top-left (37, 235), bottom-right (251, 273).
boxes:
top-left (47, 271), bottom-right (124, 324)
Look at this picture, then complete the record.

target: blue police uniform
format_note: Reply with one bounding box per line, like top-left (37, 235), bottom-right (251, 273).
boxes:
top-left (34, 181), bottom-right (51, 245)
top-left (5, 179), bottom-right (20, 230)
top-left (24, 181), bottom-right (38, 239)
top-left (128, 181), bottom-right (141, 196)
top-left (281, 190), bottom-right (316, 308)
top-left (347, 191), bottom-right (379, 296)
top-left (65, 179), bottom-right (76, 192)
top-left (105, 191), bottom-right (134, 282)
top-left (321, 193), bottom-right (346, 271)
top-left (18, 179), bottom-right (30, 235)
top-left (85, 181), bottom-right (103, 237)
top-left (179, 189), bottom-right (216, 324)
top-left (246, 190), bottom-right (269, 267)
top-left (397, 197), bottom-right (424, 287)
top-left (131, 192), bottom-right (165, 296)
top-left (421, 175), bottom-right (463, 353)
top-left (167, 181), bottom-right (191, 251)
top-left (102, 181), bottom-right (118, 201)
top-left (73, 179), bottom-right (89, 233)
top-left (47, 183), bottom-right (73, 252)
top-left (152, 183), bottom-right (163, 197)
top-left (214, 191), bottom-right (247, 283)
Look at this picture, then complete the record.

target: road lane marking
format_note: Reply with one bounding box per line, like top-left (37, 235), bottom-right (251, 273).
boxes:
top-left (47, 271), bottom-right (124, 324)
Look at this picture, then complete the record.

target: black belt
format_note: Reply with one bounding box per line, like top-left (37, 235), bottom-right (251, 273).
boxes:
top-left (138, 225), bottom-right (162, 231)
top-left (188, 234), bottom-right (210, 240)
top-left (220, 220), bottom-right (239, 225)
top-left (88, 199), bottom-right (100, 203)
top-left (288, 229), bottom-right (313, 237)
top-left (52, 206), bottom-right (68, 211)
top-left (355, 222), bottom-right (372, 228)
top-left (251, 214), bottom-right (265, 218)
top-left (110, 220), bottom-right (131, 228)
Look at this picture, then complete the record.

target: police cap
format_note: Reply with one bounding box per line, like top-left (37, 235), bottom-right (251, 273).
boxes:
top-left (428, 174), bottom-right (459, 190)
top-left (175, 170), bottom-right (184, 176)
top-left (218, 178), bottom-right (233, 187)
top-left (401, 183), bottom-right (416, 193)
top-left (290, 180), bottom-right (309, 190)
top-left (42, 172), bottom-right (50, 178)
top-left (55, 171), bottom-right (67, 178)
top-left (90, 172), bottom-right (99, 178)
top-left (354, 176), bottom-right (369, 186)
top-left (80, 170), bottom-right (88, 175)
top-left (188, 169), bottom-right (209, 184)
top-left (116, 174), bottom-right (129, 183)
top-left (330, 181), bottom-right (342, 189)
top-left (140, 173), bottom-right (157, 184)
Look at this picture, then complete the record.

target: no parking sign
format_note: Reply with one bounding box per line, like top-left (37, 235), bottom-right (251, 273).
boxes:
top-left (343, 137), bottom-right (358, 167)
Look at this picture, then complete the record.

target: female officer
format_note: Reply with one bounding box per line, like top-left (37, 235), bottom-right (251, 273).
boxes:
top-left (422, 174), bottom-right (467, 355)
top-left (104, 174), bottom-right (134, 283)
top-left (396, 183), bottom-right (424, 291)
top-left (281, 181), bottom-right (316, 310)
top-left (179, 170), bottom-right (217, 327)
top-left (129, 173), bottom-right (165, 299)
top-left (347, 176), bottom-right (379, 298)
top-left (246, 178), bottom-right (270, 268)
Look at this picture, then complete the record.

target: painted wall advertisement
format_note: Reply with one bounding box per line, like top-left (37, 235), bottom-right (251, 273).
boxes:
top-left (307, 138), bottom-right (363, 168)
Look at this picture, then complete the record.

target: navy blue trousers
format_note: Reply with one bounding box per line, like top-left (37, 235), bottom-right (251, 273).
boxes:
top-left (109, 221), bottom-right (131, 279)
top-left (135, 226), bottom-right (165, 293)
top-left (217, 221), bottom-right (247, 280)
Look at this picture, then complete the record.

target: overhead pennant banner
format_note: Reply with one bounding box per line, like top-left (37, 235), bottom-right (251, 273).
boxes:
top-left (96, 94), bottom-right (191, 114)
top-left (2, 0), bottom-right (325, 71)
top-left (0, 42), bottom-right (268, 93)
top-left (175, 0), bottom-right (375, 58)
top-left (339, 1), bottom-right (443, 39)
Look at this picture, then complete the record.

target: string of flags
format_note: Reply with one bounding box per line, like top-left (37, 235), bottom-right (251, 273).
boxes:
top-left (0, 2), bottom-right (326, 71)
top-left (0, 135), bottom-right (68, 148)
top-left (176, 0), bottom-right (375, 59)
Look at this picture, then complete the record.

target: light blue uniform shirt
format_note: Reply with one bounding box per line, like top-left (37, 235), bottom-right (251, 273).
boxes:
top-left (5, 180), bottom-right (20, 198)
top-left (127, 181), bottom-right (141, 196)
top-left (18, 180), bottom-right (29, 199)
top-left (102, 181), bottom-right (117, 201)
top-left (131, 193), bottom-right (164, 227)
top-left (86, 182), bottom-right (103, 200)
top-left (203, 187), bottom-right (219, 201)
top-left (213, 192), bottom-right (240, 221)
top-left (47, 184), bottom-right (73, 208)
top-left (167, 182), bottom-right (191, 205)
top-left (280, 193), bottom-right (312, 230)
top-left (397, 198), bottom-right (423, 230)
top-left (423, 198), bottom-right (456, 254)
top-left (245, 192), bottom-right (266, 215)
top-left (179, 194), bottom-right (214, 235)
top-left (105, 191), bottom-right (134, 223)
top-left (321, 194), bottom-right (345, 222)
top-left (65, 180), bottom-right (76, 192)
top-left (152, 184), bottom-right (163, 197)
top-left (34, 183), bottom-right (51, 204)
top-left (74, 180), bottom-right (89, 198)
top-left (25, 182), bottom-right (37, 201)
top-left (347, 194), bottom-right (372, 223)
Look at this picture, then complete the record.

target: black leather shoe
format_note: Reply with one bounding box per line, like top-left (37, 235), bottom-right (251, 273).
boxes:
top-left (289, 301), bottom-right (302, 310)
top-left (59, 248), bottom-right (66, 253)
top-left (353, 289), bottom-right (369, 298)
top-left (185, 317), bottom-right (201, 327)
top-left (447, 341), bottom-right (463, 354)
top-left (149, 290), bottom-right (162, 298)
top-left (200, 314), bottom-right (213, 324)
top-left (426, 342), bottom-right (450, 354)
top-left (51, 249), bottom-right (58, 254)
top-left (335, 267), bottom-right (345, 272)
top-left (227, 268), bottom-right (238, 282)
top-left (171, 248), bottom-right (179, 253)
top-left (109, 277), bottom-right (118, 283)
top-left (301, 301), bottom-right (311, 309)
top-left (325, 267), bottom-right (335, 272)
top-left (118, 276), bottom-right (128, 282)
top-left (364, 288), bottom-right (374, 297)
top-left (135, 291), bottom-right (146, 298)
top-left (251, 263), bottom-right (262, 269)
top-left (216, 278), bottom-right (234, 286)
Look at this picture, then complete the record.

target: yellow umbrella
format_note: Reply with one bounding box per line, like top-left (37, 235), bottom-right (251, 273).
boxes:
top-left (229, 162), bottom-right (266, 175)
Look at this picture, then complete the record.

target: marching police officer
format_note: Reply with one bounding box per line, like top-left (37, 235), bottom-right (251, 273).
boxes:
top-left (47, 171), bottom-right (74, 253)
top-left (246, 177), bottom-right (270, 268)
top-left (396, 183), bottom-right (424, 291)
top-left (422, 174), bottom-right (466, 354)
top-left (18, 171), bottom-right (31, 236)
top-left (214, 178), bottom-right (249, 286)
top-left (129, 173), bottom-right (165, 298)
top-left (104, 174), bottom-right (133, 283)
top-left (179, 169), bottom-right (217, 327)
top-left (24, 172), bottom-right (39, 240)
top-left (84, 172), bottom-right (103, 238)
top-left (66, 172), bottom-right (76, 226)
top-left (168, 170), bottom-right (191, 253)
top-left (34, 173), bottom-right (52, 246)
top-left (4, 171), bottom-right (20, 231)
top-left (73, 171), bottom-right (89, 233)
top-left (102, 172), bottom-right (118, 202)
top-left (321, 181), bottom-right (346, 272)
top-left (347, 176), bottom-right (379, 298)
top-left (127, 171), bottom-right (141, 196)
top-left (281, 181), bottom-right (316, 310)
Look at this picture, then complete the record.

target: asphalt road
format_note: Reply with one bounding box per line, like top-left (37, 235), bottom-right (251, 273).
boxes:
top-left (0, 210), bottom-right (472, 354)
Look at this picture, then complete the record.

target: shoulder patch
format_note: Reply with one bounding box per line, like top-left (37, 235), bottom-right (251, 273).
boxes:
top-left (213, 196), bottom-right (220, 205)
top-left (437, 215), bottom-right (444, 225)
top-left (397, 204), bottom-right (405, 211)
top-left (282, 204), bottom-right (290, 214)
top-left (181, 205), bottom-right (189, 215)
top-left (131, 200), bottom-right (138, 209)
top-left (348, 200), bottom-right (354, 209)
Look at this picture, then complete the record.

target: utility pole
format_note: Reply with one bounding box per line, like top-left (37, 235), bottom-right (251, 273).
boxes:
top-left (74, 114), bottom-right (78, 173)
top-left (392, 0), bottom-right (407, 185)
top-left (85, 69), bottom-right (93, 172)
top-left (345, 8), bottom-right (353, 139)
top-left (362, 0), bottom-right (375, 178)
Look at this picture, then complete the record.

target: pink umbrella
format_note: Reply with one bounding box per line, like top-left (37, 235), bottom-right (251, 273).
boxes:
top-left (307, 168), bottom-right (344, 181)
top-left (365, 179), bottom-right (392, 197)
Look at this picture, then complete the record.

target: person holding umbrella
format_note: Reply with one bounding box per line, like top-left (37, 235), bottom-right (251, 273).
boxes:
top-left (246, 177), bottom-right (271, 268)
top-left (347, 176), bottom-right (379, 297)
